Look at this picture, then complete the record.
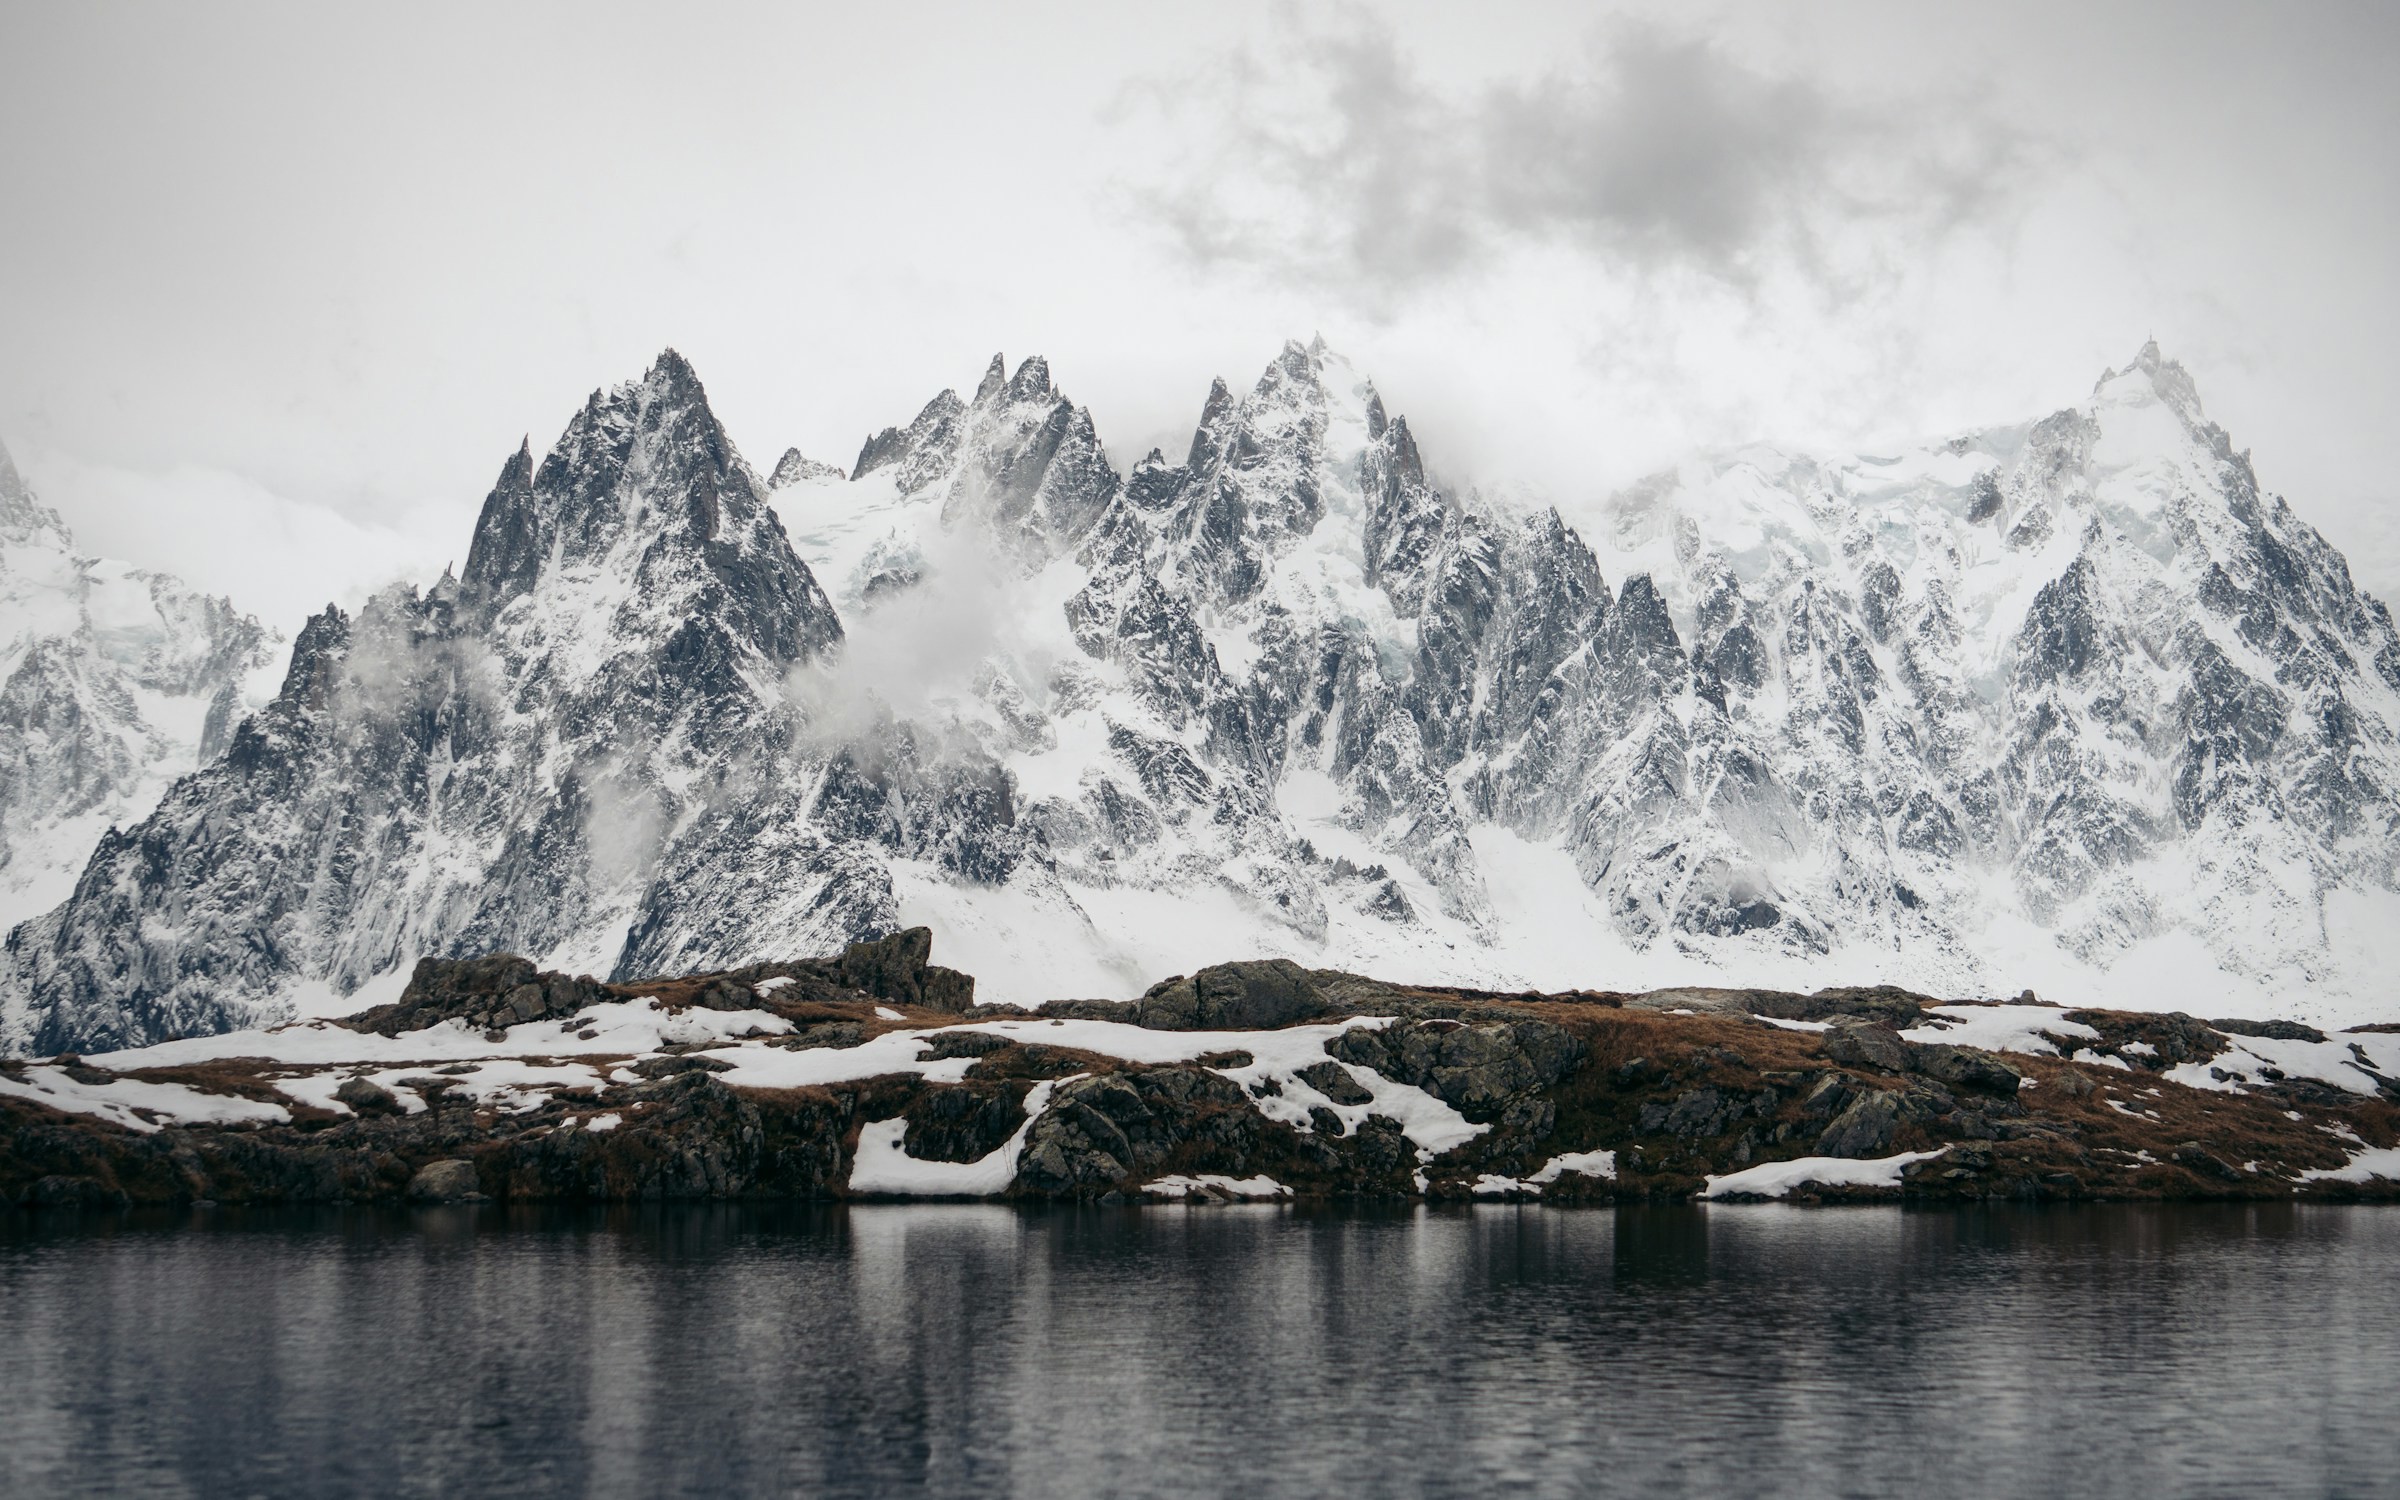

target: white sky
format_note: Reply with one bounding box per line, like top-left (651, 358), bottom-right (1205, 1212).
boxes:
top-left (2, 1), bottom-right (2396, 635)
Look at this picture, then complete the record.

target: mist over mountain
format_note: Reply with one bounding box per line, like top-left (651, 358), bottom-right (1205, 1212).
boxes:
top-left (0, 443), bottom-right (278, 935)
top-left (5, 337), bottom-right (2396, 1054)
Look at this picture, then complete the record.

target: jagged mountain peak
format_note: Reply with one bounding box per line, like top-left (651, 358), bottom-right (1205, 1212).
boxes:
top-left (770, 448), bottom-right (847, 487)
top-left (0, 436), bottom-right (69, 544)
top-left (457, 346), bottom-right (836, 670)
top-left (1005, 355), bottom-right (1053, 404)
top-left (2094, 338), bottom-right (2209, 432)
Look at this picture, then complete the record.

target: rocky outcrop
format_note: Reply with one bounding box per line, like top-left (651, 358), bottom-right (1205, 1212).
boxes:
top-left (350, 956), bottom-right (609, 1037)
top-left (350, 926), bottom-right (973, 1038)
top-left (769, 448), bottom-right (846, 486)
top-left (5, 951), bottom-right (2398, 1212)
top-left (1326, 1018), bottom-right (1584, 1115)
top-left (1126, 960), bottom-right (1326, 1031)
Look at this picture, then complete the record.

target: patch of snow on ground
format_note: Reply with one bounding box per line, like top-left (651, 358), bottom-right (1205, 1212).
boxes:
top-left (1528, 1149), bottom-right (1617, 1184)
top-left (2164, 1031), bottom-right (2400, 1097)
top-left (2298, 1146), bottom-right (2400, 1184)
top-left (82, 999), bottom-right (792, 1071)
top-left (847, 1078), bottom-right (1067, 1196)
top-left (1901, 1004), bottom-right (2100, 1056)
top-left (1700, 1148), bottom-right (1949, 1200)
top-left (0, 1066), bottom-right (290, 1132)
top-left (1145, 1173), bottom-right (1292, 1200)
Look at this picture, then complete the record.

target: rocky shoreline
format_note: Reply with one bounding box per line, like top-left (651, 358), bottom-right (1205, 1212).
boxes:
top-left (5, 932), bottom-right (2397, 1211)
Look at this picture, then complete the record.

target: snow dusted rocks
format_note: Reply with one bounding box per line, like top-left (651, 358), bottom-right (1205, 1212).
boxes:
top-left (4, 943), bottom-right (2397, 1210)
top-left (8, 338), bottom-right (2400, 1055)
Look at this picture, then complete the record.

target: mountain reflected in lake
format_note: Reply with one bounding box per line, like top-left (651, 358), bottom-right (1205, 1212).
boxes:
top-left (3, 1203), bottom-right (2393, 1498)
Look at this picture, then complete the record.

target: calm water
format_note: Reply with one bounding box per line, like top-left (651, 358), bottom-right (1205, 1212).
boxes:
top-left (1, 1202), bottom-right (2394, 1498)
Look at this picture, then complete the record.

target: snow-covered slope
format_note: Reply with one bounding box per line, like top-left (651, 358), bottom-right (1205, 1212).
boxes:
top-left (9, 339), bottom-right (2399, 1054)
top-left (0, 440), bottom-right (276, 936)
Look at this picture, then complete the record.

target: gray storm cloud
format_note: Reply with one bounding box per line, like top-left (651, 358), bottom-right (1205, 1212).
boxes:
top-left (1127, 16), bottom-right (2035, 304)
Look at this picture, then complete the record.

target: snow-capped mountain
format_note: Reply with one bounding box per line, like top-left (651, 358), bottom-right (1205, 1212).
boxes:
top-left (8, 338), bottom-right (2398, 1054)
top-left (0, 440), bottom-right (277, 934)
top-left (1572, 343), bottom-right (2400, 1010)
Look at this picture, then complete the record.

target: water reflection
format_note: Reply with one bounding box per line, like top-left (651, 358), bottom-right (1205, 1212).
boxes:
top-left (1, 1202), bottom-right (2393, 1498)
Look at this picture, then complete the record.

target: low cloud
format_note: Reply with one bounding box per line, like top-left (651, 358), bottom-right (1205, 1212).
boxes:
top-left (12, 445), bottom-right (468, 639)
top-left (1119, 14), bottom-right (2035, 309)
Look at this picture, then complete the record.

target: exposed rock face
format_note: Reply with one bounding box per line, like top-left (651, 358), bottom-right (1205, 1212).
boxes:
top-left (1326, 1018), bottom-right (1585, 1115)
top-left (0, 439), bottom-right (277, 946)
top-left (790, 336), bottom-right (2400, 1023)
top-left (1817, 1091), bottom-right (1905, 1158)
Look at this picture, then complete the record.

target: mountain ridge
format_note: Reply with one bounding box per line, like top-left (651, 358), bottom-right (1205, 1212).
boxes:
top-left (7, 336), bottom-right (2398, 1054)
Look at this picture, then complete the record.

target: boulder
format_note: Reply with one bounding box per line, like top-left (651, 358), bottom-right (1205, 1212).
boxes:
top-left (1134, 960), bottom-right (1325, 1031)
top-left (1911, 1044), bottom-right (2023, 1095)
top-left (406, 1159), bottom-right (481, 1202)
top-left (2173, 1143), bottom-right (2245, 1182)
top-left (628, 1055), bottom-right (734, 1079)
top-left (2211, 1017), bottom-right (2326, 1044)
top-left (1747, 984), bottom-right (1931, 1028)
top-left (1013, 1067), bottom-right (1260, 1195)
top-left (1295, 1060), bottom-right (1374, 1106)
top-left (1820, 1019), bottom-right (1909, 1072)
top-left (333, 1076), bottom-right (401, 1115)
top-left (1817, 1091), bottom-right (1904, 1158)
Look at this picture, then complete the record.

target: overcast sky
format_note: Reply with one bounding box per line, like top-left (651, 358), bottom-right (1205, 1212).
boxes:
top-left (3, 1), bottom-right (2396, 633)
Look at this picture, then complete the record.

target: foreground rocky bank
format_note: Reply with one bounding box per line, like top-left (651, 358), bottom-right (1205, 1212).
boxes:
top-left (4, 931), bottom-right (2397, 1210)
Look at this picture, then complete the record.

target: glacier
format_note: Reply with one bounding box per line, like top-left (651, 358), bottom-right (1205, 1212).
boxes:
top-left (5, 336), bottom-right (2398, 1053)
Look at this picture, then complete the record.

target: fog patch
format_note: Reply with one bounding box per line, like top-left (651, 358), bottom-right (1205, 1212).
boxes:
top-left (786, 517), bottom-right (1072, 769)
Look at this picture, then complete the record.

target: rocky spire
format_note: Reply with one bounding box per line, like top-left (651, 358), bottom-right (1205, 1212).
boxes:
top-left (0, 436), bottom-right (68, 542)
top-left (458, 438), bottom-right (538, 603)
top-left (974, 354), bottom-right (1007, 405)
